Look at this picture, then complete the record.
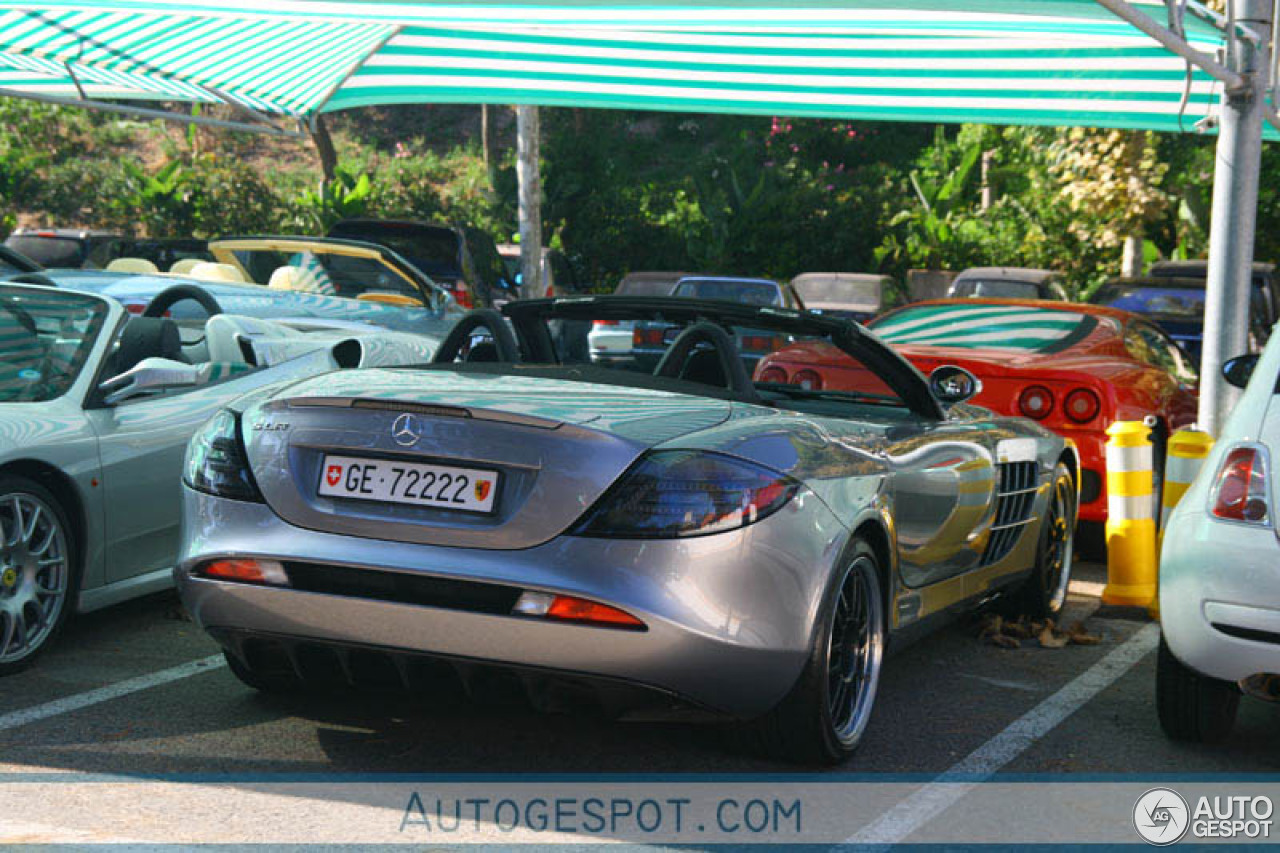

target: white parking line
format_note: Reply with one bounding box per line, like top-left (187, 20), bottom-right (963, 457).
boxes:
top-left (0, 655), bottom-right (226, 731)
top-left (1068, 579), bottom-right (1107, 597)
top-left (847, 621), bottom-right (1160, 846)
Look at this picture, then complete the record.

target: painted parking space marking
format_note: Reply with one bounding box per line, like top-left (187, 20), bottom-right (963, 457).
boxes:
top-left (0, 655), bottom-right (225, 731)
top-left (847, 621), bottom-right (1160, 846)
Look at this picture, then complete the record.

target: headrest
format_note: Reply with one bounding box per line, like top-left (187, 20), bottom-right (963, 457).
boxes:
top-left (168, 258), bottom-right (203, 276)
top-left (116, 317), bottom-right (183, 374)
top-left (268, 265), bottom-right (335, 296)
top-left (106, 257), bottom-right (159, 275)
top-left (188, 262), bottom-right (245, 283)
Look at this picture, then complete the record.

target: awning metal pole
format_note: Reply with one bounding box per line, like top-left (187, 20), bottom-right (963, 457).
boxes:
top-left (1199, 0), bottom-right (1272, 434)
top-left (0, 88), bottom-right (304, 137)
top-left (1095, 0), bottom-right (1247, 90)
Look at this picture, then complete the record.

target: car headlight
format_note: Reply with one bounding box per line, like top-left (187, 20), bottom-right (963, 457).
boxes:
top-left (572, 450), bottom-right (799, 539)
top-left (183, 409), bottom-right (263, 502)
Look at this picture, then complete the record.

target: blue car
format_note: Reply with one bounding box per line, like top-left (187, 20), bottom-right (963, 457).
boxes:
top-left (1088, 275), bottom-right (1273, 362)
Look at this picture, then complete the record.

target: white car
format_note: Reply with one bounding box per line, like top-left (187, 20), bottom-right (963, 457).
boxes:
top-left (586, 271), bottom-right (689, 364)
top-left (1158, 339), bottom-right (1280, 741)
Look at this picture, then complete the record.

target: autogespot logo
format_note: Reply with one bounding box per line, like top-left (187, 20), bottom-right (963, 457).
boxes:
top-left (392, 413), bottom-right (421, 447)
top-left (1134, 788), bottom-right (1190, 846)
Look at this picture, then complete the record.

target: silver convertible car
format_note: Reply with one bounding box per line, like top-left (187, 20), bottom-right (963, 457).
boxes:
top-left (0, 280), bottom-right (446, 674)
top-left (177, 297), bottom-right (1079, 763)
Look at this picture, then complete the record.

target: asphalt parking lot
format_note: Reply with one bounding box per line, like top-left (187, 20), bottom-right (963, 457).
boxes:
top-left (4, 559), bottom-right (1278, 782)
top-left (3, 559), bottom-right (1279, 845)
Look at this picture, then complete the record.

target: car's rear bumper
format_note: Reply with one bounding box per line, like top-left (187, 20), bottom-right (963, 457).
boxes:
top-left (1160, 506), bottom-right (1280, 682)
top-left (176, 487), bottom-right (847, 718)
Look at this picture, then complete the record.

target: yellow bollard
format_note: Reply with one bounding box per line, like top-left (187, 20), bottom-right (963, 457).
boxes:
top-left (1102, 421), bottom-right (1158, 606)
top-left (1149, 429), bottom-right (1215, 618)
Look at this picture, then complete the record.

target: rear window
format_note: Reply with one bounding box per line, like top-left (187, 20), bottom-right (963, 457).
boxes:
top-left (870, 303), bottom-right (1097, 353)
top-left (615, 276), bottom-right (681, 297)
top-left (673, 279), bottom-right (782, 305)
top-left (950, 279), bottom-right (1041, 299)
top-left (327, 222), bottom-right (461, 279)
top-left (4, 236), bottom-right (85, 268)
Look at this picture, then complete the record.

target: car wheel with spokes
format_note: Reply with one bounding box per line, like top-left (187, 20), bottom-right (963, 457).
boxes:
top-left (1010, 461), bottom-right (1076, 619)
top-left (0, 476), bottom-right (77, 676)
top-left (735, 538), bottom-right (885, 765)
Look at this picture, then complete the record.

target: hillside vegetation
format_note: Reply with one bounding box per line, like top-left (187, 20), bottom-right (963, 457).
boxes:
top-left (2, 98), bottom-right (1276, 295)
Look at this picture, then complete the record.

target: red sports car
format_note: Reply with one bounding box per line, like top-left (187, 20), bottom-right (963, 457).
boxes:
top-left (756, 298), bottom-right (1198, 522)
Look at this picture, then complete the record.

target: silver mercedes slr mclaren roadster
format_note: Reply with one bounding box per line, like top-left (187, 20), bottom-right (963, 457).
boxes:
top-left (177, 297), bottom-right (1079, 763)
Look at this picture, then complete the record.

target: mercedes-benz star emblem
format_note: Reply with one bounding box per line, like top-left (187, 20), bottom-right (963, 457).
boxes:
top-left (391, 413), bottom-right (421, 447)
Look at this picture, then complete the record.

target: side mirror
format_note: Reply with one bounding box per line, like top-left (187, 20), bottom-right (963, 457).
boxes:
top-left (99, 358), bottom-right (199, 405)
top-left (1223, 353), bottom-right (1259, 389)
top-left (929, 365), bottom-right (982, 406)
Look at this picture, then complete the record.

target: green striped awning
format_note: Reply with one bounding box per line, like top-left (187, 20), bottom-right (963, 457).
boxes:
top-left (0, 1), bottom-right (1243, 132)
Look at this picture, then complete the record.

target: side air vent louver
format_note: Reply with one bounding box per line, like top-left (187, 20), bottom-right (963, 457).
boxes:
top-left (981, 461), bottom-right (1039, 566)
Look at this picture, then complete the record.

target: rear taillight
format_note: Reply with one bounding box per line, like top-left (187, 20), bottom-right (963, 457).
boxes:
top-left (198, 558), bottom-right (288, 586)
top-left (1210, 445), bottom-right (1271, 525)
top-left (633, 328), bottom-right (665, 347)
top-left (573, 450), bottom-right (799, 539)
top-left (757, 366), bottom-right (787, 384)
top-left (1018, 385), bottom-right (1054, 420)
top-left (1063, 388), bottom-right (1101, 424)
top-left (593, 320), bottom-right (619, 328)
top-left (741, 334), bottom-right (785, 352)
top-left (512, 591), bottom-right (645, 630)
top-left (452, 281), bottom-right (474, 309)
top-left (183, 410), bottom-right (263, 502)
top-left (792, 369), bottom-right (823, 391)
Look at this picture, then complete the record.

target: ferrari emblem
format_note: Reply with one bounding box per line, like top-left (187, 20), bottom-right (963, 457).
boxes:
top-left (325, 465), bottom-right (342, 487)
top-left (474, 480), bottom-right (492, 502)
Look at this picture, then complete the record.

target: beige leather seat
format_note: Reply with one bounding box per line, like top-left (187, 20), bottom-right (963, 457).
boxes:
top-left (267, 265), bottom-right (336, 296)
top-left (105, 257), bottom-right (159, 274)
top-left (188, 262), bottom-right (246, 283)
top-left (168, 258), bottom-right (203, 276)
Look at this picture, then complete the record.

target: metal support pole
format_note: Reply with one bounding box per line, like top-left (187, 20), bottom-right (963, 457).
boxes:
top-left (1199, 0), bottom-right (1271, 434)
top-left (516, 104), bottom-right (543, 301)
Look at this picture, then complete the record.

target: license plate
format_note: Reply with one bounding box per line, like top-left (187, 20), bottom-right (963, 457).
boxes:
top-left (318, 454), bottom-right (499, 514)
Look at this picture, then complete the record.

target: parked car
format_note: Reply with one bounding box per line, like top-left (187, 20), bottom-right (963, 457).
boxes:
top-left (1157, 338), bottom-right (1280, 742)
top-left (86, 237), bottom-right (212, 273)
top-left (1150, 260), bottom-right (1279, 346)
top-left (587, 271), bottom-right (690, 364)
top-left (328, 219), bottom-right (514, 309)
top-left (0, 278), bottom-right (446, 674)
top-left (631, 276), bottom-right (806, 370)
top-left (4, 228), bottom-right (122, 268)
top-left (791, 273), bottom-right (893, 322)
top-left (176, 295), bottom-right (1076, 764)
top-left (206, 235), bottom-right (455, 310)
top-left (1093, 272), bottom-right (1275, 360)
top-left (759, 298), bottom-right (1198, 524)
top-left (949, 267), bottom-right (1066, 301)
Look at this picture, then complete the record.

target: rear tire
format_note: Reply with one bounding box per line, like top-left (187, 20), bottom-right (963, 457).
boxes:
top-left (0, 476), bottom-right (79, 676)
top-left (734, 539), bottom-right (885, 765)
top-left (1009, 462), bottom-right (1076, 619)
top-left (1156, 636), bottom-right (1239, 743)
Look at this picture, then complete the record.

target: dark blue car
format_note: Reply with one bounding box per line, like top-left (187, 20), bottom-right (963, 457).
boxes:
top-left (1089, 275), bottom-right (1273, 362)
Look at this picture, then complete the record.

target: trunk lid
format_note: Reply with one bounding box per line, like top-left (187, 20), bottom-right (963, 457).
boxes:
top-left (242, 368), bottom-right (733, 549)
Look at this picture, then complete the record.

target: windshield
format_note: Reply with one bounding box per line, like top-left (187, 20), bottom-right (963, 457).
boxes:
top-left (870, 303), bottom-right (1097, 353)
top-left (949, 279), bottom-right (1041, 299)
top-left (673, 279), bottom-right (782, 305)
top-left (471, 299), bottom-right (927, 420)
top-left (326, 223), bottom-right (461, 279)
top-left (230, 248), bottom-right (424, 303)
top-left (4, 236), bottom-right (86, 268)
top-left (0, 286), bottom-right (108, 402)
